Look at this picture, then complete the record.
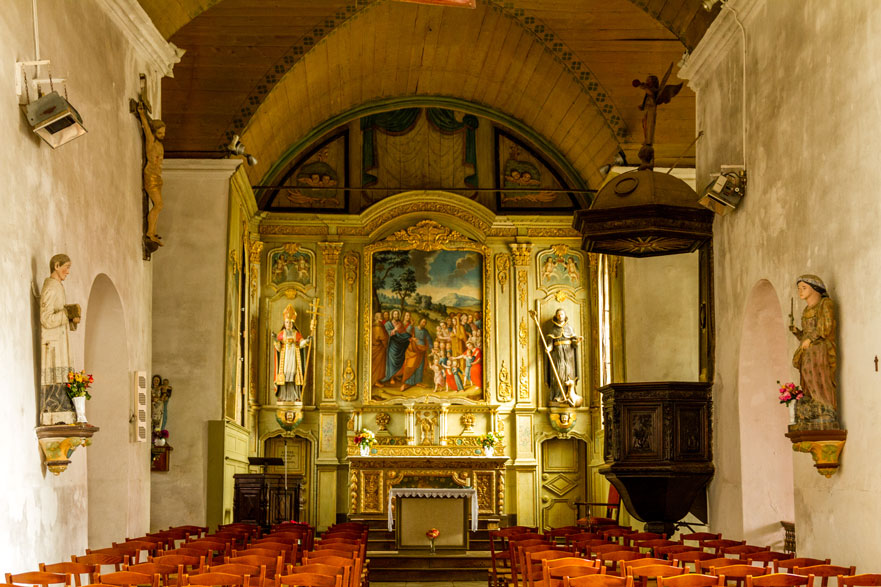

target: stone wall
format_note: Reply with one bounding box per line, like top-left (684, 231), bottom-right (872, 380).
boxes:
top-left (681, 0), bottom-right (881, 567)
top-left (0, 0), bottom-right (178, 572)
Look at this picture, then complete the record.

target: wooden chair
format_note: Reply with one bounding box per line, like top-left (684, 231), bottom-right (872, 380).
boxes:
top-left (773, 560), bottom-right (830, 574)
top-left (746, 574), bottom-right (814, 587)
top-left (275, 573), bottom-right (340, 587)
top-left (508, 540), bottom-right (554, 587)
top-left (94, 571), bottom-right (159, 587)
top-left (702, 540), bottom-right (747, 556)
top-left (591, 545), bottom-right (637, 558)
top-left (224, 556), bottom-right (283, 581)
top-left (628, 564), bottom-right (685, 587)
top-left (290, 565), bottom-right (345, 583)
top-left (695, 559), bottom-right (742, 574)
top-left (299, 554), bottom-right (355, 587)
top-left (658, 575), bottom-right (725, 587)
top-left (598, 551), bottom-right (645, 576)
top-left (149, 554), bottom-right (206, 577)
top-left (524, 550), bottom-right (573, 587)
top-left (72, 555), bottom-right (126, 575)
top-left (490, 529), bottom-right (538, 587)
top-left (672, 551), bottom-right (715, 572)
top-left (635, 540), bottom-right (678, 556)
top-left (205, 564), bottom-right (266, 587)
top-left (574, 540), bottom-right (610, 558)
top-left (565, 533), bottom-right (602, 547)
top-left (170, 527), bottom-right (208, 540)
top-left (601, 529), bottom-right (635, 545)
top-left (5, 572), bottom-right (71, 587)
top-left (745, 553), bottom-right (792, 569)
top-left (708, 564), bottom-right (768, 586)
top-left (839, 576), bottom-right (881, 587)
top-left (182, 572), bottom-right (250, 587)
top-left (565, 575), bottom-right (633, 587)
top-left (680, 533), bottom-right (721, 547)
top-left (721, 546), bottom-right (770, 558)
top-left (624, 533), bottom-right (666, 547)
top-left (85, 550), bottom-right (134, 568)
top-left (547, 528), bottom-right (583, 544)
top-left (239, 544), bottom-right (297, 566)
top-left (544, 562), bottom-right (604, 587)
top-left (122, 563), bottom-right (176, 587)
top-left (655, 545), bottom-right (699, 560)
top-left (794, 566), bottom-right (856, 587)
top-left (621, 558), bottom-right (673, 576)
top-left (40, 563), bottom-right (96, 587)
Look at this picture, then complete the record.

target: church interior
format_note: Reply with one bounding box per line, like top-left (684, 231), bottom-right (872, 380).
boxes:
top-left (3, 0), bottom-right (880, 583)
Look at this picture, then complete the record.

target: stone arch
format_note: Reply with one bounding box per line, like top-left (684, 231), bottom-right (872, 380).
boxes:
top-left (83, 274), bottom-right (137, 547)
top-left (736, 279), bottom-right (794, 547)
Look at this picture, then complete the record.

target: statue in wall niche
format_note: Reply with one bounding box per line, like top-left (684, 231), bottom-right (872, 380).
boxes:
top-left (135, 100), bottom-right (166, 248)
top-left (790, 275), bottom-right (840, 430)
top-left (151, 375), bottom-right (173, 433)
top-left (39, 254), bottom-right (81, 424)
top-left (273, 304), bottom-right (312, 403)
top-left (531, 308), bottom-right (583, 408)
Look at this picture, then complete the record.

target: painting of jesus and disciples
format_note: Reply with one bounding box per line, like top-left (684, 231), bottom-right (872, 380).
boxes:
top-left (370, 249), bottom-right (484, 402)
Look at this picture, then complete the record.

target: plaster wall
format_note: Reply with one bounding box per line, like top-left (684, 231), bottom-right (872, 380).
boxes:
top-left (684, 0), bottom-right (881, 567)
top-left (150, 159), bottom-right (240, 530)
top-left (622, 253), bottom-right (699, 382)
top-left (0, 0), bottom-right (156, 571)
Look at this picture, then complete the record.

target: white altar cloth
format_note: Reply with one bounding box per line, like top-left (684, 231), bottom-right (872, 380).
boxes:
top-left (387, 487), bottom-right (479, 532)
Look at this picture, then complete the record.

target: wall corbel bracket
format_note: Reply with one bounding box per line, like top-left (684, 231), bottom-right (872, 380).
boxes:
top-left (36, 424), bottom-right (100, 476)
top-left (785, 429), bottom-right (847, 478)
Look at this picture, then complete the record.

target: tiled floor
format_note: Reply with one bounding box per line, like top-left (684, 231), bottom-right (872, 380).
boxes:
top-left (371, 583), bottom-right (485, 587)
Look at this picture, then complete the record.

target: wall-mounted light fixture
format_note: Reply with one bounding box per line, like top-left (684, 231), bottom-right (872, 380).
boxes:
top-left (698, 165), bottom-right (746, 215)
top-left (227, 134), bottom-right (257, 166)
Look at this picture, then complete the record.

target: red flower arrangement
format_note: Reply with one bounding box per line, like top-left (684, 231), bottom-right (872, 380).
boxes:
top-left (426, 528), bottom-right (440, 540)
top-left (777, 381), bottom-right (804, 407)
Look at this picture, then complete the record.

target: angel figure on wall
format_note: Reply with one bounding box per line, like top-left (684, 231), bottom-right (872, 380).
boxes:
top-left (273, 304), bottom-right (312, 404)
top-left (790, 274), bottom-right (839, 430)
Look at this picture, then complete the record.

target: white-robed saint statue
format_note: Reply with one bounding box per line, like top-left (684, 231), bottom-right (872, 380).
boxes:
top-left (40, 253), bottom-right (81, 423)
top-left (273, 304), bottom-right (311, 403)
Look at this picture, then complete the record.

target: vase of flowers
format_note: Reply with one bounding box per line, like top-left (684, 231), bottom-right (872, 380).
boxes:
top-left (153, 429), bottom-right (169, 447)
top-left (480, 431), bottom-right (502, 456)
top-left (65, 370), bottom-right (93, 424)
top-left (426, 527), bottom-right (440, 553)
top-left (354, 428), bottom-right (377, 456)
top-left (777, 381), bottom-right (803, 424)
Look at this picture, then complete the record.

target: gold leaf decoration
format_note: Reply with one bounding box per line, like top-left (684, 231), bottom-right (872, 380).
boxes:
top-left (387, 220), bottom-right (465, 251)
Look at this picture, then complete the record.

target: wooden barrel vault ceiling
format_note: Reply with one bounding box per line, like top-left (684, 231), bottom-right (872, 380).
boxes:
top-left (144, 0), bottom-right (718, 191)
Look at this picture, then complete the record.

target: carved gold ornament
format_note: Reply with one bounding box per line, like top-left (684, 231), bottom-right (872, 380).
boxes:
top-left (518, 269), bottom-right (528, 306)
top-left (319, 241), bottom-right (343, 265)
top-left (498, 361), bottom-right (512, 402)
top-left (551, 244), bottom-right (569, 257)
top-left (509, 243), bottom-right (532, 266)
top-left (388, 220), bottom-right (465, 251)
top-left (518, 360), bottom-right (529, 400)
top-left (555, 290), bottom-right (569, 302)
top-left (460, 413), bottom-right (475, 433)
top-left (341, 359), bottom-right (357, 401)
top-left (518, 318), bottom-right (528, 348)
top-left (284, 288), bottom-right (296, 299)
top-left (284, 243), bottom-right (301, 254)
top-left (375, 412), bottom-right (391, 431)
top-left (323, 363), bottom-right (334, 400)
top-left (343, 251), bottom-right (359, 293)
top-left (495, 253), bottom-right (511, 293)
top-left (324, 316), bottom-right (335, 346)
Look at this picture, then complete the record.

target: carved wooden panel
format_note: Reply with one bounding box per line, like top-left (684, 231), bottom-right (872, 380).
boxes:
top-left (675, 403), bottom-right (708, 460)
top-left (623, 406), bottom-right (661, 460)
top-left (360, 471), bottom-right (384, 513)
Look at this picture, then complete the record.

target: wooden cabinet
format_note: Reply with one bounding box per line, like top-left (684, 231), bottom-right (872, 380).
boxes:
top-left (233, 473), bottom-right (301, 527)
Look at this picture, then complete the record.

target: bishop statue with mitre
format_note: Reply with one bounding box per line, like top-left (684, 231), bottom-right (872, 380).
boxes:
top-left (273, 304), bottom-right (311, 403)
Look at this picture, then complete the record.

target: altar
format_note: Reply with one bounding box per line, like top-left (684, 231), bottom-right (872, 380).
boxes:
top-left (346, 454), bottom-right (509, 518)
top-left (389, 487), bottom-right (477, 550)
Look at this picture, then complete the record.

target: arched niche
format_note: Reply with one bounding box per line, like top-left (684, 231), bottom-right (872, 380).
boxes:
top-left (736, 279), bottom-right (794, 547)
top-left (83, 274), bottom-right (132, 547)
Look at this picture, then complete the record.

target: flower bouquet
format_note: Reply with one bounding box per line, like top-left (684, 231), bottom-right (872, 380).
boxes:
top-left (426, 527), bottom-right (440, 553)
top-left (354, 428), bottom-right (377, 456)
top-left (480, 431), bottom-right (502, 456)
top-left (66, 370), bottom-right (93, 423)
top-left (777, 381), bottom-right (804, 406)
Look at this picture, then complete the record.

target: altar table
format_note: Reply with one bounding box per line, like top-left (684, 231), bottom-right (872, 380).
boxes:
top-left (389, 487), bottom-right (477, 550)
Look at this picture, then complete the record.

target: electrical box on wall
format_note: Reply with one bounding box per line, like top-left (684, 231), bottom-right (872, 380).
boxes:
top-left (134, 371), bottom-right (148, 442)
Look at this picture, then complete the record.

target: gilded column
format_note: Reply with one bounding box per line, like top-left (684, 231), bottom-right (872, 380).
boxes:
top-left (509, 243), bottom-right (532, 405)
top-left (247, 240), bottom-right (264, 452)
top-left (319, 242), bottom-right (342, 404)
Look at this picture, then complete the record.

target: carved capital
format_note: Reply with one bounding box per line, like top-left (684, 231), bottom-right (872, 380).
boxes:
top-left (249, 240), bottom-right (265, 265)
top-left (319, 241), bottom-right (343, 265)
top-left (509, 243), bottom-right (532, 266)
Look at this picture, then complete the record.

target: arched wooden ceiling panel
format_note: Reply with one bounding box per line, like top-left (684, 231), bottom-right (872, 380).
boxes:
top-left (239, 1), bottom-right (622, 188)
top-left (138, 0), bottom-right (223, 39)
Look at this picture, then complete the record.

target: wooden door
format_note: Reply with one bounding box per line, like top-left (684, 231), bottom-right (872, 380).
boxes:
top-left (540, 438), bottom-right (587, 531)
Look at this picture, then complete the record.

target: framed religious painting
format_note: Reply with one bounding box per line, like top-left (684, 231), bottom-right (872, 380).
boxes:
top-left (361, 220), bottom-right (492, 403)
